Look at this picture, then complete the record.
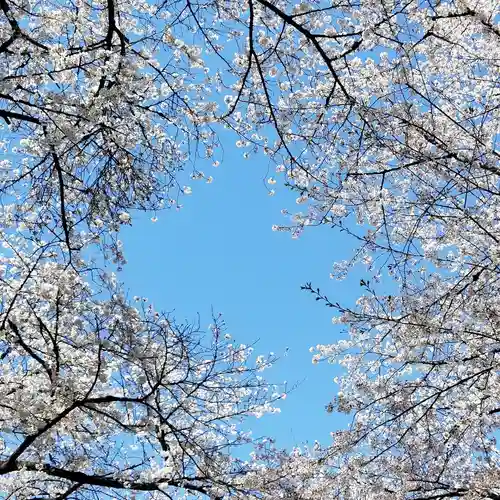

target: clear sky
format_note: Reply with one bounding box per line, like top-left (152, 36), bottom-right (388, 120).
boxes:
top-left (119, 131), bottom-right (366, 450)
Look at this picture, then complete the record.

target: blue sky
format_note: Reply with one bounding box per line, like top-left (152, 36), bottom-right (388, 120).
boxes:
top-left (118, 132), bottom-right (367, 451)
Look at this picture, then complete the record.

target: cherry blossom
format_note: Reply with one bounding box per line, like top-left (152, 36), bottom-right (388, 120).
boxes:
top-left (2, 0), bottom-right (500, 496)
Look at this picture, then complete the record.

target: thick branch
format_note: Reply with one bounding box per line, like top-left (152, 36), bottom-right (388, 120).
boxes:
top-left (0, 109), bottom-right (41, 125)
